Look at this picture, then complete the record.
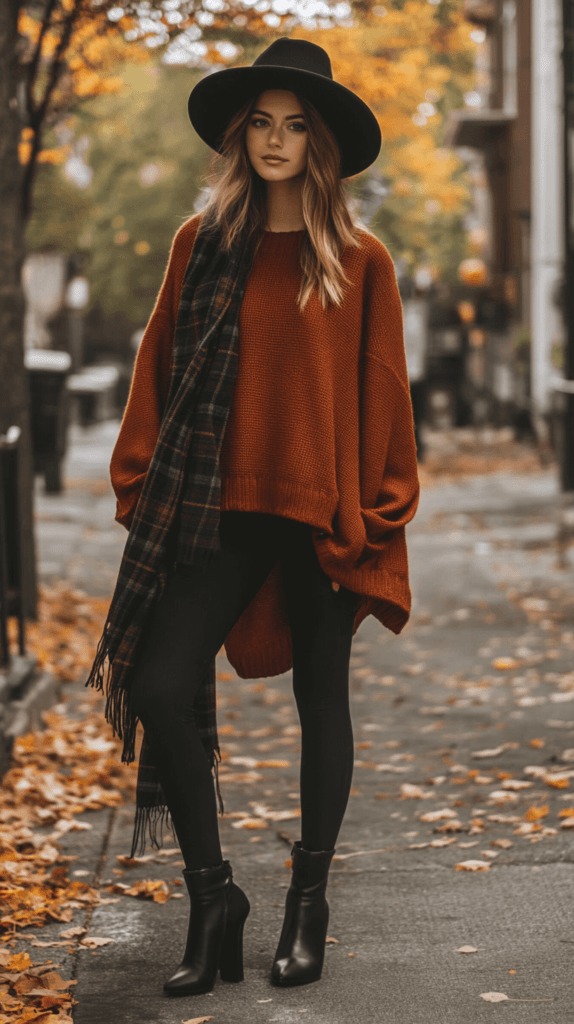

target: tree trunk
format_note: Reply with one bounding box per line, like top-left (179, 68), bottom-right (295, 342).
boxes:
top-left (0, 0), bottom-right (37, 619)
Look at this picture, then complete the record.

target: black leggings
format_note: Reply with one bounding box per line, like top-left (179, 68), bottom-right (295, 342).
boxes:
top-left (130, 511), bottom-right (360, 869)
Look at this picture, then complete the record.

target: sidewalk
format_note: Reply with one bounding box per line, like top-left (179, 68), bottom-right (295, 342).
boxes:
top-left (19, 426), bottom-right (574, 1021)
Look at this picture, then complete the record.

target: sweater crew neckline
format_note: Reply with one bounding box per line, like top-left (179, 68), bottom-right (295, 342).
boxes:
top-left (259, 228), bottom-right (305, 255)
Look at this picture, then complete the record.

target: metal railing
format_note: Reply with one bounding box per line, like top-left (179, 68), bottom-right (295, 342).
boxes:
top-left (0, 427), bottom-right (25, 668)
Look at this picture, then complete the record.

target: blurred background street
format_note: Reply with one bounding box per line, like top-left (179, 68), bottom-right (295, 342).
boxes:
top-left (2, 1), bottom-right (574, 1021)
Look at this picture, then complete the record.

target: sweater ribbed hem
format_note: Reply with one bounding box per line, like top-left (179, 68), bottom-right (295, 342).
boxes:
top-left (221, 474), bottom-right (338, 527)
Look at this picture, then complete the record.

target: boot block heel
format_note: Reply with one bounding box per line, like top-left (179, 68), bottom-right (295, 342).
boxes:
top-left (219, 881), bottom-right (250, 984)
top-left (219, 917), bottom-right (246, 982)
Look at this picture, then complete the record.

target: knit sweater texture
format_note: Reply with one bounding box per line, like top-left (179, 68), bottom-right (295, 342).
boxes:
top-left (110, 215), bottom-right (419, 679)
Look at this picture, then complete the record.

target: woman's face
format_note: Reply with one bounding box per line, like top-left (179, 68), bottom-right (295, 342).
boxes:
top-left (245, 89), bottom-right (308, 181)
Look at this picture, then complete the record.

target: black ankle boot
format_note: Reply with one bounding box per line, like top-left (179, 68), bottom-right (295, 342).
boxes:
top-left (271, 841), bottom-right (335, 987)
top-left (163, 860), bottom-right (250, 996)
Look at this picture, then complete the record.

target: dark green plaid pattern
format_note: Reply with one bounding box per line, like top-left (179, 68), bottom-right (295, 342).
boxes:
top-left (85, 215), bottom-right (258, 856)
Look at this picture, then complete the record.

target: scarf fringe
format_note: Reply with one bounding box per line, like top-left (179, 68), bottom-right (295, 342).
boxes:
top-left (130, 803), bottom-right (174, 859)
top-left (85, 621), bottom-right (138, 765)
top-left (129, 751), bottom-right (225, 859)
top-left (212, 747), bottom-right (224, 817)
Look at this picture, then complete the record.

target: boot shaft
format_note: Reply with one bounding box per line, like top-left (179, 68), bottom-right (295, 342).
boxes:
top-left (289, 841), bottom-right (335, 897)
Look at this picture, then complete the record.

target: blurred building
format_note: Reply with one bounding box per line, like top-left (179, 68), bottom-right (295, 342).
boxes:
top-left (445, 0), bottom-right (565, 437)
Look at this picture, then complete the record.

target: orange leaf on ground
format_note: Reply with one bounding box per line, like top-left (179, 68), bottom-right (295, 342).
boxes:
top-left (7, 953), bottom-right (31, 972)
top-left (524, 805), bottom-right (549, 821)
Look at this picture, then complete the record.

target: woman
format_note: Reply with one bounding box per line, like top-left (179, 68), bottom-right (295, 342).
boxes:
top-left (87, 36), bottom-right (419, 998)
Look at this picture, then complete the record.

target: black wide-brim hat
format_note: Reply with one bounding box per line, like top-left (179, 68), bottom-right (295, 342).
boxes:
top-left (188, 36), bottom-right (381, 179)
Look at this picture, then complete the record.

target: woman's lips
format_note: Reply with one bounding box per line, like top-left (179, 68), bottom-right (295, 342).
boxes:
top-left (262, 156), bottom-right (287, 163)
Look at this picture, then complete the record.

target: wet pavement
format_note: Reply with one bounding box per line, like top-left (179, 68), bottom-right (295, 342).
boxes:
top-left (30, 423), bottom-right (574, 1022)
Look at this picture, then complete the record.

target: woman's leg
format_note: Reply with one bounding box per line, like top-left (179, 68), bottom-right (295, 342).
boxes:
top-left (129, 511), bottom-right (280, 869)
top-left (278, 520), bottom-right (359, 852)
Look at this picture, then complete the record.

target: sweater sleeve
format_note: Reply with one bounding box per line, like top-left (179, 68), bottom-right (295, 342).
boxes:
top-left (110, 217), bottom-right (200, 530)
top-left (357, 239), bottom-right (420, 559)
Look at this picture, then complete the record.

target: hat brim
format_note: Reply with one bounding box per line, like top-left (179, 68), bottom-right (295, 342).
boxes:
top-left (188, 64), bottom-right (381, 179)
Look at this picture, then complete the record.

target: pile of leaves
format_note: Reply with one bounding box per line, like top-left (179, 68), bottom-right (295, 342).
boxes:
top-left (7, 583), bottom-right (111, 684)
top-left (1, 585), bottom-right (141, 1021)
top-left (0, 696), bottom-right (136, 946)
top-left (0, 950), bottom-right (76, 1024)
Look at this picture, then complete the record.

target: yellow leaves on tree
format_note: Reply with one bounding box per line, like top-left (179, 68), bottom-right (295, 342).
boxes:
top-left (17, 4), bottom-right (146, 169)
top-left (292, 2), bottom-right (478, 268)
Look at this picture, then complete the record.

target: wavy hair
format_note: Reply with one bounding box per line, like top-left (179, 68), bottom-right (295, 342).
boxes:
top-left (199, 93), bottom-right (365, 310)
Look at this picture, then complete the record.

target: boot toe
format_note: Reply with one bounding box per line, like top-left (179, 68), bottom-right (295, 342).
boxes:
top-left (271, 956), bottom-right (322, 987)
top-left (163, 965), bottom-right (215, 996)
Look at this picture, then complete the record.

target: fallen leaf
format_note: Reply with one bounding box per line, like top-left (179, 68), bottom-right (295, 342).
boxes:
top-left (457, 945), bottom-right (478, 953)
top-left (325, 936), bottom-right (339, 944)
top-left (181, 1017), bottom-right (214, 1023)
top-left (513, 822), bottom-right (540, 835)
top-left (116, 855), bottom-right (155, 867)
top-left (491, 838), bottom-right (513, 849)
top-left (546, 775), bottom-right (570, 788)
top-left (455, 860), bottom-right (491, 872)
top-left (59, 927), bottom-right (87, 939)
top-left (560, 817), bottom-right (574, 829)
top-left (472, 742), bottom-right (518, 758)
top-left (419, 808), bottom-right (458, 822)
top-left (400, 784), bottom-right (429, 799)
top-left (488, 790), bottom-right (519, 804)
top-left (492, 657), bottom-right (521, 671)
top-left (227, 756), bottom-right (259, 768)
top-left (79, 937), bottom-right (114, 948)
top-left (524, 805), bottom-right (548, 821)
top-left (501, 779), bottom-right (534, 791)
top-left (7, 953), bottom-right (31, 972)
top-left (434, 819), bottom-right (464, 833)
top-left (479, 991), bottom-right (554, 1003)
top-left (231, 818), bottom-right (268, 830)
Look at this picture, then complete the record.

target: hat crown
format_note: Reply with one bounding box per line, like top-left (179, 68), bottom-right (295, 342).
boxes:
top-left (252, 37), bottom-right (333, 80)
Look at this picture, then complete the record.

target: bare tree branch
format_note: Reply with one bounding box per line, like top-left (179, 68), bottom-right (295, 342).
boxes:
top-left (22, 0), bottom-right (82, 218)
top-left (25, 0), bottom-right (58, 121)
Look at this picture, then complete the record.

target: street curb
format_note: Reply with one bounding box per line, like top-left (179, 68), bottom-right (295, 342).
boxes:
top-left (0, 657), bottom-right (60, 775)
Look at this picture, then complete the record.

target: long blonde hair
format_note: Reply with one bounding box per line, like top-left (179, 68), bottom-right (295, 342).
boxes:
top-left (200, 93), bottom-right (364, 310)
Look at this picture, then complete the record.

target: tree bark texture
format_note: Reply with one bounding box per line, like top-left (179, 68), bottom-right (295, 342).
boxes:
top-left (0, 0), bottom-right (38, 619)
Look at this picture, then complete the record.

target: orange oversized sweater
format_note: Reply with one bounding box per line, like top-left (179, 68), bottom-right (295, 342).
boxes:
top-left (110, 215), bottom-right (419, 679)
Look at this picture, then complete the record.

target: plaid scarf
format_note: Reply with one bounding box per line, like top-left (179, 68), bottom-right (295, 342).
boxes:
top-left (85, 214), bottom-right (258, 857)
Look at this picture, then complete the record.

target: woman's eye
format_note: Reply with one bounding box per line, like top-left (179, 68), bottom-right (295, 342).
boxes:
top-left (250, 118), bottom-right (306, 130)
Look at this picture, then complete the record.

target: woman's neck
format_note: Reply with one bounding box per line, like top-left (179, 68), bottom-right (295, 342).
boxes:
top-left (265, 176), bottom-right (305, 232)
